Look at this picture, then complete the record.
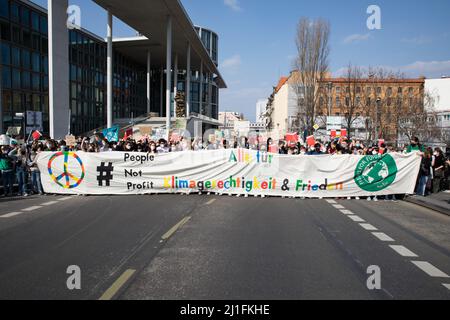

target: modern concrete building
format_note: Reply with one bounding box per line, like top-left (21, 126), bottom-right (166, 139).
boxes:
top-left (0, 0), bottom-right (226, 139)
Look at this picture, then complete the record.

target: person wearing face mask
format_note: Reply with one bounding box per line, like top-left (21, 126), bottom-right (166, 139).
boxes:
top-left (308, 143), bottom-right (323, 155)
top-left (148, 143), bottom-right (157, 154)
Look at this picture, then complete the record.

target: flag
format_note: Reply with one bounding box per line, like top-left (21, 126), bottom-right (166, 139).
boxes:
top-left (32, 130), bottom-right (42, 141)
top-left (102, 126), bottom-right (119, 142)
top-left (123, 128), bottom-right (134, 141)
top-left (330, 130), bottom-right (337, 139)
top-left (285, 133), bottom-right (299, 144)
top-left (306, 135), bottom-right (316, 147)
top-left (341, 129), bottom-right (348, 138)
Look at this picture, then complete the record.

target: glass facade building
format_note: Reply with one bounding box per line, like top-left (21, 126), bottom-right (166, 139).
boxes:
top-left (0, 0), bottom-right (221, 136)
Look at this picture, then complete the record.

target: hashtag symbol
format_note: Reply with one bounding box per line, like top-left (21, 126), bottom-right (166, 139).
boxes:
top-left (97, 162), bottom-right (114, 187)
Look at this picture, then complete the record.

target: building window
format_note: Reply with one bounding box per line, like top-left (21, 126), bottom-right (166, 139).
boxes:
top-left (10, 1), bottom-right (19, 22)
top-left (0, 21), bottom-right (11, 41)
top-left (398, 87), bottom-right (403, 95)
top-left (40, 16), bottom-right (47, 35)
top-left (335, 86), bottom-right (341, 94)
top-left (0, 0), bottom-right (9, 18)
top-left (336, 97), bottom-right (341, 107)
top-left (22, 30), bottom-right (31, 48)
top-left (21, 6), bottom-right (30, 27)
top-left (387, 87), bottom-right (392, 96)
top-left (32, 73), bottom-right (40, 91)
top-left (1, 42), bottom-right (10, 64)
top-left (31, 11), bottom-right (39, 32)
top-left (2, 66), bottom-right (11, 88)
top-left (12, 68), bottom-right (20, 89)
top-left (21, 71), bottom-right (30, 89)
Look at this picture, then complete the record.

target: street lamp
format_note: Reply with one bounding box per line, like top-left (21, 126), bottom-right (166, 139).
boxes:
top-left (375, 98), bottom-right (381, 140)
top-left (327, 82), bottom-right (333, 117)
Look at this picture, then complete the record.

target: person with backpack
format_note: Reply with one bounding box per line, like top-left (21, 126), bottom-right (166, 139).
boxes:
top-left (0, 146), bottom-right (14, 197)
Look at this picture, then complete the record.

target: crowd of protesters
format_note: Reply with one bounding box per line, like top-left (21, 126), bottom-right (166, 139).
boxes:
top-left (1, 132), bottom-right (449, 199)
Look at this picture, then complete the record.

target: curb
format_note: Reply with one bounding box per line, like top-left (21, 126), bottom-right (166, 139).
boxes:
top-left (405, 196), bottom-right (450, 217)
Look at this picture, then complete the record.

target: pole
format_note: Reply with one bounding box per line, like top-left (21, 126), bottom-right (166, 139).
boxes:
top-left (106, 10), bottom-right (113, 129)
top-left (186, 42), bottom-right (191, 118)
top-left (165, 15), bottom-right (172, 139)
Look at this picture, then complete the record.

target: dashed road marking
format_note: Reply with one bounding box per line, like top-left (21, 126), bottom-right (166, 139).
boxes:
top-left (372, 232), bottom-right (395, 242)
top-left (340, 210), bottom-right (354, 215)
top-left (98, 269), bottom-right (136, 300)
top-left (22, 206), bottom-right (42, 212)
top-left (41, 201), bottom-right (59, 206)
top-left (333, 204), bottom-right (345, 209)
top-left (360, 223), bottom-right (378, 231)
top-left (205, 199), bottom-right (216, 205)
top-left (58, 197), bottom-right (73, 201)
top-left (326, 200), bottom-right (337, 204)
top-left (443, 284), bottom-right (450, 290)
top-left (348, 215), bottom-right (365, 222)
top-left (161, 216), bottom-right (191, 241)
top-left (0, 212), bottom-right (23, 218)
top-left (389, 245), bottom-right (418, 257)
top-left (412, 261), bottom-right (449, 278)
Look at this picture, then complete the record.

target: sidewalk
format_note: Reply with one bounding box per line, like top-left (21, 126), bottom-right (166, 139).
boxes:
top-left (405, 191), bottom-right (450, 216)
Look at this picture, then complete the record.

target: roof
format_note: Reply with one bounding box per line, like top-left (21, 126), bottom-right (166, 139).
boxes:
top-left (93, 0), bottom-right (226, 88)
top-left (275, 76), bottom-right (289, 93)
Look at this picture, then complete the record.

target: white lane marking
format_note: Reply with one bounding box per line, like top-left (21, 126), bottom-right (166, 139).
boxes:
top-left (389, 245), bottom-right (418, 257)
top-left (326, 200), bottom-right (337, 204)
top-left (0, 212), bottom-right (23, 218)
top-left (360, 223), bottom-right (378, 231)
top-left (340, 210), bottom-right (354, 215)
top-left (58, 197), bottom-right (73, 201)
top-left (41, 201), bottom-right (59, 206)
top-left (22, 206), bottom-right (42, 212)
top-left (205, 199), bottom-right (216, 205)
top-left (348, 215), bottom-right (365, 222)
top-left (412, 261), bottom-right (449, 278)
top-left (333, 204), bottom-right (345, 209)
top-left (443, 284), bottom-right (450, 290)
top-left (372, 232), bottom-right (395, 242)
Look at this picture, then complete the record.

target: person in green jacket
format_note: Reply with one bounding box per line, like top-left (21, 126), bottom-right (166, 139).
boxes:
top-left (406, 137), bottom-right (425, 153)
top-left (0, 146), bottom-right (14, 197)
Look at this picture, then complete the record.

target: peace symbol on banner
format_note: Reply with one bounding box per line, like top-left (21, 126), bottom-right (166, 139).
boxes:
top-left (47, 152), bottom-right (85, 189)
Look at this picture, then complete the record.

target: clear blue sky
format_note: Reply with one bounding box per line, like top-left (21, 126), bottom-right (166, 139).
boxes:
top-left (33, 0), bottom-right (450, 121)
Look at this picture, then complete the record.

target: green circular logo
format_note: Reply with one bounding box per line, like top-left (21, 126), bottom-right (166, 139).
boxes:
top-left (354, 154), bottom-right (398, 192)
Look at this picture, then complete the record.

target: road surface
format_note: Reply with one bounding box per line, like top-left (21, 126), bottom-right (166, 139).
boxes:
top-left (0, 194), bottom-right (449, 300)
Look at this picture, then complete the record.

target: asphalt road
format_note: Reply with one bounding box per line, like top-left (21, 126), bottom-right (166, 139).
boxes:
top-left (0, 194), bottom-right (449, 300)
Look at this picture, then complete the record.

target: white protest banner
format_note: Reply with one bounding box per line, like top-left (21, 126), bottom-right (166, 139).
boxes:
top-left (37, 149), bottom-right (421, 198)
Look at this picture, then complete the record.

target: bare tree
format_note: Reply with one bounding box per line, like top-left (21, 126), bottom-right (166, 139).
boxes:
top-left (341, 63), bottom-right (365, 138)
top-left (396, 89), bottom-right (439, 145)
top-left (263, 87), bottom-right (276, 131)
top-left (293, 18), bottom-right (330, 135)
